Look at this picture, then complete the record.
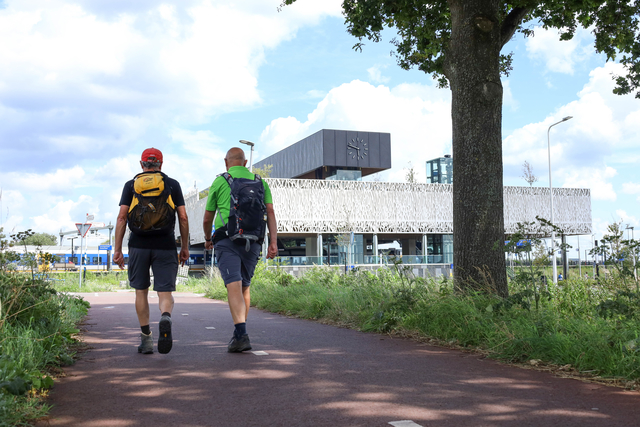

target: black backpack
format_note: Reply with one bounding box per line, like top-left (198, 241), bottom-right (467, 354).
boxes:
top-left (127, 172), bottom-right (176, 236)
top-left (217, 172), bottom-right (267, 251)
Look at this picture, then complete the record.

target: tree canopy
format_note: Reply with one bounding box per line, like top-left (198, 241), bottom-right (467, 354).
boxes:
top-left (20, 232), bottom-right (58, 246)
top-left (286, 1), bottom-right (640, 97)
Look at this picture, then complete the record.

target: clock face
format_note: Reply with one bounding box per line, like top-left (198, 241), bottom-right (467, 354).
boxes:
top-left (347, 137), bottom-right (368, 160)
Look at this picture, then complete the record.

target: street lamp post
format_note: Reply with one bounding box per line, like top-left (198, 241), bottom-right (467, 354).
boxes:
top-left (626, 225), bottom-right (637, 283)
top-left (547, 116), bottom-right (573, 284)
top-left (591, 233), bottom-right (597, 277)
top-left (69, 236), bottom-right (78, 267)
top-left (239, 139), bottom-right (255, 172)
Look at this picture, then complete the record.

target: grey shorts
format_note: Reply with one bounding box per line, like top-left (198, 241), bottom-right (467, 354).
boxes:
top-left (128, 247), bottom-right (179, 292)
top-left (214, 239), bottom-right (261, 287)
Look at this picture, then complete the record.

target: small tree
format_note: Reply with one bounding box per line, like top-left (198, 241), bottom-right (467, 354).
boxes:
top-left (11, 230), bottom-right (37, 280)
top-left (591, 221), bottom-right (639, 290)
top-left (0, 227), bottom-right (19, 271)
top-left (253, 164), bottom-right (273, 178)
top-left (404, 161), bottom-right (417, 183)
top-left (503, 218), bottom-right (551, 310)
top-left (21, 232), bottom-right (58, 246)
top-left (521, 161), bottom-right (538, 186)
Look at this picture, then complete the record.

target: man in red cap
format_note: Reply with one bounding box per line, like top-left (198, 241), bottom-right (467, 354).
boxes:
top-left (114, 147), bottom-right (190, 355)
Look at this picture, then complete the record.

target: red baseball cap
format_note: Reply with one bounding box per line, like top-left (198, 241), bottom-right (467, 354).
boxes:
top-left (141, 148), bottom-right (163, 163)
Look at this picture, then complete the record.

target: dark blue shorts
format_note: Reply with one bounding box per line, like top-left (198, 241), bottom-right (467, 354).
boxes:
top-left (214, 239), bottom-right (261, 287)
top-left (128, 247), bottom-right (178, 292)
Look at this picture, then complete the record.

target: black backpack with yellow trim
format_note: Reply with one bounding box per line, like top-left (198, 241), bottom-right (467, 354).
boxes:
top-left (127, 172), bottom-right (176, 236)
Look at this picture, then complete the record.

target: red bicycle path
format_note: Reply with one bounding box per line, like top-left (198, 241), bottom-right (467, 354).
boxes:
top-left (36, 291), bottom-right (639, 427)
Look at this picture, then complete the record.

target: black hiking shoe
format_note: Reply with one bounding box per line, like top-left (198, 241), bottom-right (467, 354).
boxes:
top-left (228, 334), bottom-right (252, 353)
top-left (158, 315), bottom-right (173, 354)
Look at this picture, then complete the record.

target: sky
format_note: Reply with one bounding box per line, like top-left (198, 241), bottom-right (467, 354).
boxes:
top-left (0, 0), bottom-right (639, 256)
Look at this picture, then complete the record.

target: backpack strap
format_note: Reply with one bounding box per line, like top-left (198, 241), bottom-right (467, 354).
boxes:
top-left (216, 172), bottom-right (234, 228)
top-left (220, 172), bottom-right (233, 186)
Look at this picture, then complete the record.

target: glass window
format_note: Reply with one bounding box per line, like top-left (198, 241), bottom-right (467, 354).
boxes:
top-left (325, 169), bottom-right (362, 181)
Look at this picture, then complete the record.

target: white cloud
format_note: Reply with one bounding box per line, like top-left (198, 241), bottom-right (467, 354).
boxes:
top-left (306, 89), bottom-right (326, 99)
top-left (259, 79), bottom-right (452, 182)
top-left (525, 26), bottom-right (594, 75)
top-left (367, 65), bottom-right (390, 84)
top-left (0, 0), bottom-right (343, 174)
top-left (502, 80), bottom-right (518, 111)
top-left (615, 210), bottom-right (639, 229)
top-left (32, 196), bottom-right (96, 234)
top-left (562, 166), bottom-right (617, 201)
top-left (622, 182), bottom-right (640, 202)
top-left (503, 62), bottom-right (640, 194)
top-left (2, 167), bottom-right (86, 196)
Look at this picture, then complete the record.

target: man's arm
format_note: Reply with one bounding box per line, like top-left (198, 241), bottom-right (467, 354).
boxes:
top-left (203, 210), bottom-right (215, 251)
top-left (266, 203), bottom-right (278, 259)
top-left (113, 205), bottom-right (129, 269)
top-left (176, 205), bottom-right (189, 266)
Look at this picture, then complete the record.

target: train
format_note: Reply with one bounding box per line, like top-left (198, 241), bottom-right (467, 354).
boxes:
top-left (9, 245), bottom-right (211, 272)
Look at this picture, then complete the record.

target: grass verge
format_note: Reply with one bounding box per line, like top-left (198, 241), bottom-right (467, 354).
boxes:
top-left (0, 272), bottom-right (89, 426)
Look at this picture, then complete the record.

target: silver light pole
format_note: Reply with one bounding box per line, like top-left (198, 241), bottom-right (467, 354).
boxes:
top-left (626, 225), bottom-right (637, 283)
top-left (592, 233), bottom-right (596, 277)
top-left (547, 116), bottom-right (573, 284)
top-left (239, 139), bottom-right (255, 172)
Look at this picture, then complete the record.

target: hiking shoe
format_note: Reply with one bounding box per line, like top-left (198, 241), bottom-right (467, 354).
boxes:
top-left (158, 315), bottom-right (173, 354)
top-left (228, 334), bottom-right (252, 353)
top-left (138, 332), bottom-right (153, 354)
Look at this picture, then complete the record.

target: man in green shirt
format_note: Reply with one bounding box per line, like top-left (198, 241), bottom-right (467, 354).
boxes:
top-left (203, 147), bottom-right (278, 352)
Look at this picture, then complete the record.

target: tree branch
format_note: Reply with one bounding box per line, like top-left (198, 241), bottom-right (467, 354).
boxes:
top-left (500, 7), bottom-right (532, 49)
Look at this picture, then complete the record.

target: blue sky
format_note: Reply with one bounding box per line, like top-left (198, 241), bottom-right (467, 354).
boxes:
top-left (0, 0), bottom-right (639, 254)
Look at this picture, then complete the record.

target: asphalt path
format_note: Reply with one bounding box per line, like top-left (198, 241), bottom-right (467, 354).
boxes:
top-left (37, 291), bottom-right (639, 427)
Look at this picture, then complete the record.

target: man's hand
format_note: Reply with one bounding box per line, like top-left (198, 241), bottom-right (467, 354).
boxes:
top-left (113, 250), bottom-right (125, 269)
top-left (205, 240), bottom-right (213, 251)
top-left (267, 241), bottom-right (278, 259)
top-left (179, 247), bottom-right (189, 266)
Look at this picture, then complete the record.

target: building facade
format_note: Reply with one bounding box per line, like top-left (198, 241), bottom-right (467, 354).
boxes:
top-left (426, 155), bottom-right (453, 184)
top-left (183, 129), bottom-right (592, 273)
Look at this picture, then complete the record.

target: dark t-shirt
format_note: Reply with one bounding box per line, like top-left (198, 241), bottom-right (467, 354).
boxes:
top-left (119, 173), bottom-right (186, 250)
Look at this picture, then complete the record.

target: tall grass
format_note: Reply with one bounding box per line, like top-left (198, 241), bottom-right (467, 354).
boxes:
top-left (0, 272), bottom-right (89, 426)
top-left (212, 263), bottom-right (640, 385)
top-left (50, 270), bottom-right (213, 294)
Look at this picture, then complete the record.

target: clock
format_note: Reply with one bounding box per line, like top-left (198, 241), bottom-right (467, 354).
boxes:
top-left (347, 137), bottom-right (368, 160)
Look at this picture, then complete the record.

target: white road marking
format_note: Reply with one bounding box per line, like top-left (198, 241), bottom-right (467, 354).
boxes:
top-left (252, 351), bottom-right (269, 356)
top-left (104, 306), bottom-right (115, 309)
top-left (389, 421), bottom-right (423, 427)
top-left (205, 327), bottom-right (215, 329)
top-left (94, 293), bottom-right (99, 296)
top-left (181, 313), bottom-right (189, 316)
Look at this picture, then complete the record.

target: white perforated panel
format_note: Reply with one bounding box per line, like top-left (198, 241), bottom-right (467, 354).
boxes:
top-left (182, 179), bottom-right (591, 243)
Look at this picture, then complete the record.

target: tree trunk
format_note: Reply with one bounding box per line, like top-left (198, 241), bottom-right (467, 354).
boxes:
top-left (446, 0), bottom-right (508, 297)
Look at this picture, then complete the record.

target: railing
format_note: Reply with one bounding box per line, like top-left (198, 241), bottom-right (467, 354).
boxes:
top-left (265, 255), bottom-right (452, 267)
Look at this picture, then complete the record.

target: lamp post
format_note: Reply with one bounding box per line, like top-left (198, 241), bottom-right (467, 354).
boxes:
top-left (239, 139), bottom-right (255, 172)
top-left (591, 233), bottom-right (596, 277)
top-left (626, 225), bottom-right (637, 283)
top-left (547, 115), bottom-right (573, 284)
top-left (68, 236), bottom-right (78, 269)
